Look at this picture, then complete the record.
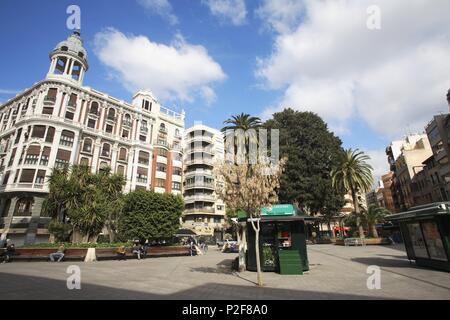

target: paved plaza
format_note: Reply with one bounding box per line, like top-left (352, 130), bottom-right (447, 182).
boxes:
top-left (0, 244), bottom-right (449, 300)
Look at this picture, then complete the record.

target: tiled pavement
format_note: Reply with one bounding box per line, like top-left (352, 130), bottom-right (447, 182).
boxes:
top-left (0, 244), bottom-right (449, 299)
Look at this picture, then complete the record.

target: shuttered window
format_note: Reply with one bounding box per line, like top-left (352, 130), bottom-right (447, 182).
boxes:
top-left (45, 127), bottom-right (55, 143)
top-left (20, 169), bottom-right (36, 183)
top-left (138, 151), bottom-right (150, 165)
top-left (31, 125), bottom-right (46, 138)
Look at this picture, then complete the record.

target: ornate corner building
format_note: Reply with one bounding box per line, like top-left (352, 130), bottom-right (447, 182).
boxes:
top-left (0, 31), bottom-right (184, 245)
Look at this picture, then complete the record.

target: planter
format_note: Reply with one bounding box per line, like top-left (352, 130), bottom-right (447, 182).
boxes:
top-left (335, 238), bottom-right (391, 246)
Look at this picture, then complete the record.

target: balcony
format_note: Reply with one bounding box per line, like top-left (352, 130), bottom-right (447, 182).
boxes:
top-left (187, 135), bottom-right (212, 143)
top-left (155, 140), bottom-right (169, 148)
top-left (43, 96), bottom-right (56, 105)
top-left (185, 158), bottom-right (213, 166)
top-left (123, 121), bottom-right (132, 128)
top-left (184, 182), bottom-right (215, 190)
top-left (106, 116), bottom-right (117, 123)
top-left (159, 127), bottom-right (168, 134)
top-left (184, 207), bottom-right (216, 214)
top-left (184, 194), bottom-right (216, 203)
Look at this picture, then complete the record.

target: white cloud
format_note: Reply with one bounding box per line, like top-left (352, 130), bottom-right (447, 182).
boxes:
top-left (94, 29), bottom-right (226, 104)
top-left (256, 0), bottom-right (450, 139)
top-left (366, 149), bottom-right (390, 182)
top-left (0, 89), bottom-right (19, 95)
top-left (256, 0), bottom-right (305, 34)
top-left (137, 0), bottom-right (178, 25)
top-left (202, 0), bottom-right (247, 26)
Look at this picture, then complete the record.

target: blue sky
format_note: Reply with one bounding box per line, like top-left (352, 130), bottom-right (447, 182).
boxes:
top-left (1, 0), bottom-right (449, 180)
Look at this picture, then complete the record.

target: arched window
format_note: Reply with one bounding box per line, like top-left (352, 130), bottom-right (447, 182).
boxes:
top-left (89, 101), bottom-right (99, 115)
top-left (159, 122), bottom-right (167, 133)
top-left (82, 138), bottom-right (93, 153)
top-left (101, 143), bottom-right (111, 158)
top-left (119, 147), bottom-right (127, 161)
top-left (61, 46), bottom-right (68, 52)
top-left (55, 57), bottom-right (68, 74)
top-left (175, 129), bottom-right (180, 137)
top-left (14, 197), bottom-right (34, 216)
top-left (78, 52), bottom-right (84, 58)
top-left (71, 61), bottom-right (82, 80)
top-left (123, 113), bottom-right (131, 127)
top-left (107, 108), bottom-right (116, 121)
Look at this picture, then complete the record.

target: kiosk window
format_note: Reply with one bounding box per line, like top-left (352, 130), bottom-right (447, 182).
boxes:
top-left (407, 223), bottom-right (429, 259)
top-left (422, 221), bottom-right (448, 261)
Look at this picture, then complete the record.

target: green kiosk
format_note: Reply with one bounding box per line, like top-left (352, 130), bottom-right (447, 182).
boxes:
top-left (386, 202), bottom-right (450, 272)
top-left (240, 204), bottom-right (311, 275)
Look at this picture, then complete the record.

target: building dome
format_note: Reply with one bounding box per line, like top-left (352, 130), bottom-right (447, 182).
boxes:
top-left (50, 30), bottom-right (88, 70)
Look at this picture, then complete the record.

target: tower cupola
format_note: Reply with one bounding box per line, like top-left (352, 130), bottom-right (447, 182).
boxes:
top-left (47, 30), bottom-right (88, 85)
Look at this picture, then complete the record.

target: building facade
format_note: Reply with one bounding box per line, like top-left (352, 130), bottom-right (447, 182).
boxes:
top-left (0, 31), bottom-right (184, 245)
top-left (182, 124), bottom-right (226, 238)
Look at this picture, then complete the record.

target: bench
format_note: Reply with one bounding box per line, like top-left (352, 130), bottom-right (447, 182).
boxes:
top-left (96, 246), bottom-right (190, 260)
top-left (344, 238), bottom-right (366, 246)
top-left (10, 248), bottom-right (87, 262)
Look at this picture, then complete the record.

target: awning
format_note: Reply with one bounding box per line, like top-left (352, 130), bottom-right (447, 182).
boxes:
top-left (174, 228), bottom-right (198, 237)
top-left (386, 202), bottom-right (450, 222)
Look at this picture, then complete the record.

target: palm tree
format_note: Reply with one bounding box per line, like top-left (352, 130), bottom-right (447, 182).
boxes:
top-left (331, 149), bottom-right (374, 239)
top-left (365, 204), bottom-right (390, 238)
top-left (222, 113), bottom-right (262, 132)
top-left (222, 113), bottom-right (262, 164)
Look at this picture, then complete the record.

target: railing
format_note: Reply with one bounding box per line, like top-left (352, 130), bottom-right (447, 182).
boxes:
top-left (123, 121), bottom-right (132, 128)
top-left (159, 127), bottom-right (168, 133)
top-left (185, 158), bottom-right (213, 166)
top-left (140, 126), bottom-right (148, 133)
top-left (186, 135), bottom-right (213, 143)
top-left (43, 96), bottom-right (56, 104)
top-left (160, 106), bottom-right (183, 120)
top-left (184, 208), bottom-right (216, 214)
top-left (184, 182), bottom-right (215, 189)
top-left (184, 195), bottom-right (216, 203)
top-left (155, 140), bottom-right (169, 148)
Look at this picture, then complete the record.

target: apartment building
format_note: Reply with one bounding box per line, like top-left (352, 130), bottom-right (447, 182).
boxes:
top-left (0, 31), bottom-right (184, 245)
top-left (182, 124), bottom-right (226, 238)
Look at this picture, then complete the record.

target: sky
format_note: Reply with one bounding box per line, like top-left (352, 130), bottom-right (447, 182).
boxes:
top-left (0, 0), bottom-right (449, 182)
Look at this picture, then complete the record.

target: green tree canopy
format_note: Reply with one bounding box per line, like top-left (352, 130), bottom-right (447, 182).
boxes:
top-left (118, 189), bottom-right (184, 241)
top-left (264, 108), bottom-right (345, 214)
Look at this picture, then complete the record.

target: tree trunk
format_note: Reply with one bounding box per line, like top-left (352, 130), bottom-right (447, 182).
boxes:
top-left (250, 216), bottom-right (263, 287)
top-left (351, 188), bottom-right (365, 239)
top-left (82, 232), bottom-right (90, 243)
top-left (371, 224), bottom-right (379, 238)
top-left (238, 224), bottom-right (247, 272)
top-left (328, 221), bottom-right (333, 238)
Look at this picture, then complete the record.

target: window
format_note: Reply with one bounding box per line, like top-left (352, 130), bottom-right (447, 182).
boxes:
top-left (105, 124), bottom-right (114, 134)
top-left (157, 148), bottom-right (167, 157)
top-left (122, 129), bottom-right (129, 139)
top-left (172, 153), bottom-right (182, 162)
top-left (71, 62), bottom-right (81, 80)
top-left (156, 163), bottom-right (166, 172)
top-left (2, 171), bottom-right (10, 185)
top-left (156, 178), bottom-right (165, 188)
top-left (45, 127), bottom-right (55, 143)
top-left (159, 123), bottom-right (166, 132)
top-left (173, 167), bottom-right (182, 176)
top-left (87, 118), bottom-right (96, 129)
top-left (24, 145), bottom-right (40, 165)
top-left (55, 57), bottom-right (67, 74)
top-left (31, 125), bottom-right (46, 138)
top-left (8, 148), bottom-right (17, 167)
top-left (89, 102), bottom-right (99, 115)
top-left (101, 143), bottom-right (111, 158)
top-left (40, 147), bottom-right (50, 166)
top-left (141, 120), bottom-right (148, 132)
top-left (45, 88), bottom-right (58, 102)
top-left (139, 135), bottom-right (146, 142)
top-left (172, 182), bottom-right (181, 190)
top-left (118, 148), bottom-right (127, 161)
top-left (217, 205), bottom-right (224, 211)
top-left (65, 111), bottom-right (74, 120)
top-left (138, 151), bottom-right (150, 165)
top-left (117, 165), bottom-right (125, 177)
top-left (35, 170), bottom-right (46, 184)
top-left (61, 46), bottom-right (68, 52)
top-left (60, 130), bottom-right (74, 147)
top-left (107, 108), bottom-right (116, 121)
top-left (68, 93), bottom-right (77, 107)
top-left (175, 129), bottom-right (180, 138)
top-left (42, 105), bottom-right (54, 115)
top-left (14, 128), bottom-right (22, 144)
top-left (142, 100), bottom-right (151, 111)
top-left (80, 157), bottom-right (89, 166)
top-left (123, 114), bottom-right (132, 127)
top-left (14, 197), bottom-right (34, 216)
top-left (20, 169), bottom-right (36, 183)
top-left (82, 138), bottom-right (93, 153)
top-left (99, 161), bottom-right (109, 172)
top-left (55, 149), bottom-right (71, 169)
top-left (137, 167), bottom-right (148, 183)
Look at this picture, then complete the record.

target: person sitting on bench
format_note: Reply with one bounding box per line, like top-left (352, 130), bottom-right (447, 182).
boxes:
top-left (2, 240), bottom-right (16, 263)
top-left (116, 245), bottom-right (127, 260)
top-left (49, 244), bottom-right (66, 262)
top-left (132, 241), bottom-right (143, 260)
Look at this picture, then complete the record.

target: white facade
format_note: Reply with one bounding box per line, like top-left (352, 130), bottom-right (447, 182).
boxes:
top-left (182, 124), bottom-right (226, 237)
top-left (0, 31), bottom-right (184, 245)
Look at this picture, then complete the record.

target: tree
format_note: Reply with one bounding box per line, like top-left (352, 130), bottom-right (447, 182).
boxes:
top-left (331, 149), bottom-right (374, 239)
top-left (365, 204), bottom-right (390, 238)
top-left (215, 159), bottom-right (286, 286)
top-left (43, 165), bottom-right (125, 243)
top-left (118, 189), bottom-right (184, 242)
top-left (222, 113), bottom-right (262, 132)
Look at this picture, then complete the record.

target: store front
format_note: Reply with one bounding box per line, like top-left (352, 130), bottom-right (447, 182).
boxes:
top-left (240, 204), bottom-right (311, 275)
top-left (386, 202), bottom-right (450, 272)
